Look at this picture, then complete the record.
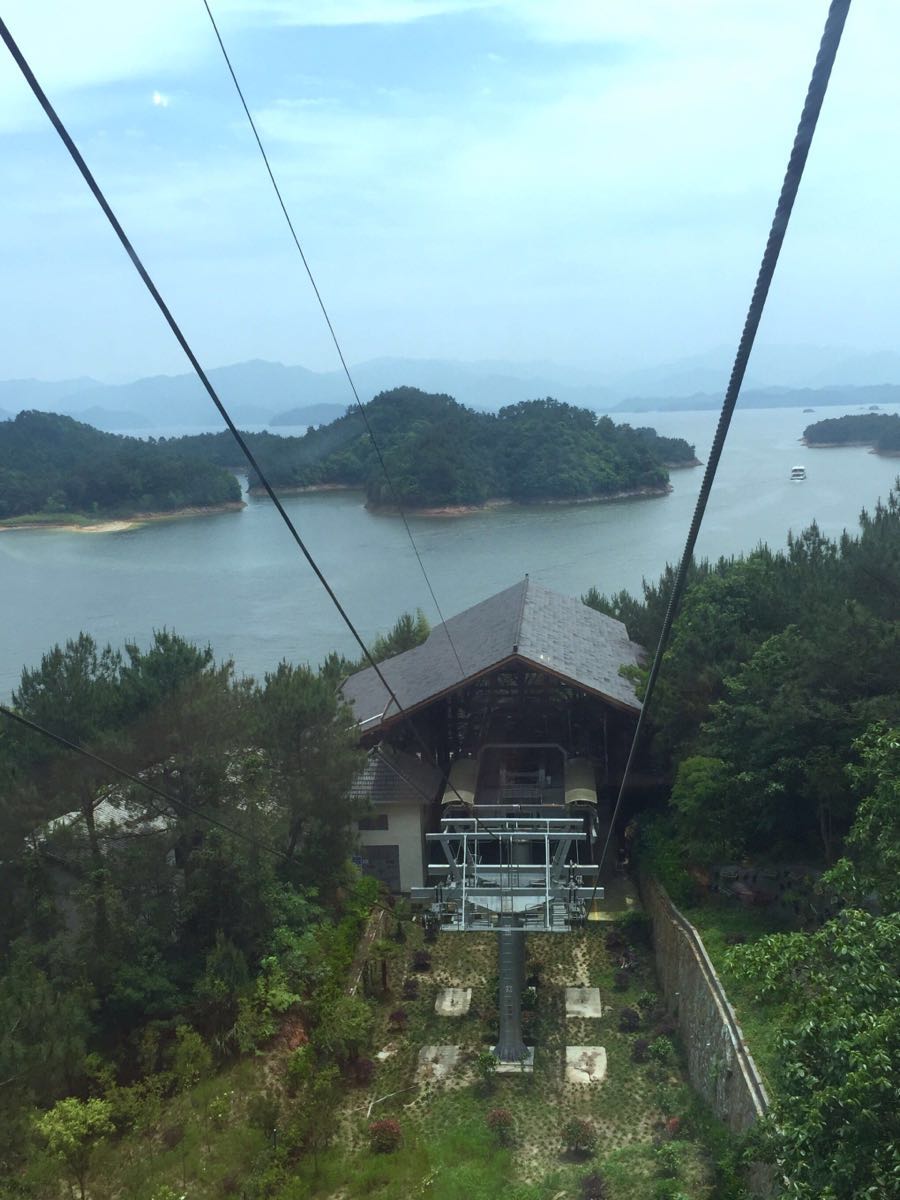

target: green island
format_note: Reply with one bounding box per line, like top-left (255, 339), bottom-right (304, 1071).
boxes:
top-left (803, 411), bottom-right (900, 454)
top-left (0, 411), bottom-right (243, 528)
top-left (166, 387), bottom-right (699, 511)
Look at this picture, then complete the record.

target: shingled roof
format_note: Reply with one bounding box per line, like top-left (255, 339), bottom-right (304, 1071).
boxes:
top-left (349, 746), bottom-right (443, 807)
top-left (342, 578), bottom-right (644, 734)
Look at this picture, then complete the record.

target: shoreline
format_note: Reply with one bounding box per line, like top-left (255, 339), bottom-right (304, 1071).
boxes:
top-left (247, 482), bottom-right (361, 497)
top-left (0, 500), bottom-right (246, 534)
top-left (801, 438), bottom-right (900, 457)
top-left (366, 483), bottom-right (673, 518)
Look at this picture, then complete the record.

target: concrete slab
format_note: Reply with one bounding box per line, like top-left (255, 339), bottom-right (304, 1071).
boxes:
top-left (495, 1046), bottom-right (535, 1074)
top-left (416, 1045), bottom-right (460, 1083)
top-left (565, 987), bottom-right (603, 1018)
top-left (565, 1045), bottom-right (608, 1085)
top-left (435, 987), bottom-right (472, 1017)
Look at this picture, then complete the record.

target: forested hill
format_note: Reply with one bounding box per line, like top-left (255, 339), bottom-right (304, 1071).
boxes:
top-left (0, 411), bottom-right (242, 522)
top-left (166, 387), bottom-right (697, 508)
top-left (803, 411), bottom-right (900, 454)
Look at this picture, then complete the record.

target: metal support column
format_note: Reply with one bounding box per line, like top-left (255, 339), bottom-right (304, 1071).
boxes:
top-left (493, 916), bottom-right (526, 1063)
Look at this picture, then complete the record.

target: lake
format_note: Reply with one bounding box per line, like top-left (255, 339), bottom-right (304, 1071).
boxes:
top-left (2, 406), bottom-right (898, 696)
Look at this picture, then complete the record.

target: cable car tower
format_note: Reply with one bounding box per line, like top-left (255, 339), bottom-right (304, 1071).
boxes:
top-left (412, 814), bottom-right (602, 1064)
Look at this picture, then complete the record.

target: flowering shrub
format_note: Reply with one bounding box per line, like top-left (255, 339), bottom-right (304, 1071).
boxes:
top-left (368, 1118), bottom-right (402, 1153)
top-left (412, 950), bottom-right (432, 972)
top-left (562, 1116), bottom-right (597, 1154)
top-left (389, 1008), bottom-right (408, 1031)
top-left (402, 977), bottom-right (419, 1000)
top-left (486, 1107), bottom-right (515, 1144)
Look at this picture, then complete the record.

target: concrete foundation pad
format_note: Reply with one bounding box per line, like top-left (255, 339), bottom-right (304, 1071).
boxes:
top-left (435, 987), bottom-right (472, 1017)
top-left (565, 1045), bottom-right (608, 1085)
top-left (494, 1046), bottom-right (535, 1074)
top-left (565, 987), bottom-right (603, 1018)
top-left (416, 1045), bottom-right (460, 1083)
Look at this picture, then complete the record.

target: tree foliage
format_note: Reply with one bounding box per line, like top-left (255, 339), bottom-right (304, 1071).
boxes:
top-left (728, 910), bottom-right (900, 1199)
top-left (0, 410), bottom-right (240, 520)
top-left (164, 388), bottom-right (695, 508)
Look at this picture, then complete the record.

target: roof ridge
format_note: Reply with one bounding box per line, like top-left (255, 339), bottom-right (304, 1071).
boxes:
top-left (512, 574), bottom-right (529, 654)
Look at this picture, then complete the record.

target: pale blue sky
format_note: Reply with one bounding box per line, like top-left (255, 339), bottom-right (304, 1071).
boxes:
top-left (0, 1), bottom-right (898, 382)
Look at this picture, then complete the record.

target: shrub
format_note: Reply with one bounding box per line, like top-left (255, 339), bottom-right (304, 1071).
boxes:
top-left (616, 910), bottom-right (651, 946)
top-left (580, 1171), bottom-right (608, 1200)
top-left (631, 1037), bottom-right (650, 1063)
top-left (389, 1008), bottom-right (408, 1031)
top-left (648, 1035), bottom-right (676, 1067)
top-left (655, 1140), bottom-right (681, 1178)
top-left (604, 929), bottom-right (626, 953)
top-left (170, 1024), bottom-right (212, 1092)
top-left (286, 1045), bottom-right (313, 1093)
top-left (636, 990), bottom-right (656, 1012)
top-left (486, 1107), bottom-right (515, 1145)
top-left (664, 1115), bottom-right (682, 1139)
top-left (402, 977), bottom-right (420, 1000)
top-left (652, 1183), bottom-right (689, 1200)
top-left (613, 970), bottom-right (631, 992)
top-left (412, 950), bottom-right (432, 972)
top-left (369, 1118), bottom-right (402, 1153)
top-left (618, 1007), bottom-right (641, 1033)
top-left (475, 1050), bottom-right (499, 1089)
top-left (522, 985), bottom-right (538, 1012)
top-left (247, 1093), bottom-right (281, 1134)
top-left (563, 1116), bottom-right (597, 1155)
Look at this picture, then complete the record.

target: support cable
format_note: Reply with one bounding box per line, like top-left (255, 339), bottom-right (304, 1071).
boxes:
top-left (0, 16), bottom-right (486, 823)
top-left (589, 0), bottom-right (852, 900)
top-left (201, 0), bottom-right (466, 681)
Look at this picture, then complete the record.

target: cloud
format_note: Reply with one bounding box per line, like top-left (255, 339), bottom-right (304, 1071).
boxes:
top-left (151, 90), bottom-right (170, 108)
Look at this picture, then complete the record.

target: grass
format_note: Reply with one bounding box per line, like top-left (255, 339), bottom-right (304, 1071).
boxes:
top-left (679, 896), bottom-right (790, 1091)
top-left (20, 905), bottom-right (748, 1200)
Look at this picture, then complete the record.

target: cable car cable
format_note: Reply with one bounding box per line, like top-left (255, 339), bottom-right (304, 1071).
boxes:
top-left (588, 0), bottom-right (852, 904)
top-left (0, 16), bottom-right (487, 825)
top-left (201, 0), bottom-right (467, 682)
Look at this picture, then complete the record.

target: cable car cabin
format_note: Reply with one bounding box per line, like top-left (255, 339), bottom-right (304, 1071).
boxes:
top-left (342, 577), bottom-right (645, 893)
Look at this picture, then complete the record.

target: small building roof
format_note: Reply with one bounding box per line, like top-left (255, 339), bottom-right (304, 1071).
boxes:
top-left (350, 745), bottom-right (444, 807)
top-left (342, 578), bottom-right (644, 734)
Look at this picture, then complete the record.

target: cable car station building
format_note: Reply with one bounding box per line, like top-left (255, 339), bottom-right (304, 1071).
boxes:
top-left (343, 578), bottom-right (644, 895)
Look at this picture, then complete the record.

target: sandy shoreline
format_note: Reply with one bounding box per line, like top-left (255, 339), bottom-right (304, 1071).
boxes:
top-left (0, 500), bottom-right (246, 534)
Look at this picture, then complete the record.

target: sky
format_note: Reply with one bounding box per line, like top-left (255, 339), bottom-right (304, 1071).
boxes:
top-left (0, 1), bottom-right (898, 383)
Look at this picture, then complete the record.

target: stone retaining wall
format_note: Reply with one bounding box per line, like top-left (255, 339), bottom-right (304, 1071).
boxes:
top-left (641, 875), bottom-right (769, 1133)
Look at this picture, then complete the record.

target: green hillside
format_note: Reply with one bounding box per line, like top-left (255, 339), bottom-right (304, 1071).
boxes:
top-left (0, 411), bottom-right (242, 523)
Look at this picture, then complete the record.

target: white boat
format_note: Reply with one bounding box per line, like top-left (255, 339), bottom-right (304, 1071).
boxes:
top-left (791, 465), bottom-right (806, 480)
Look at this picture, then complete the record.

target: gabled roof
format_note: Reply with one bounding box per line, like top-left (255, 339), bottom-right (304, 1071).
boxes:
top-left (349, 746), bottom-right (443, 807)
top-left (342, 578), bottom-right (644, 734)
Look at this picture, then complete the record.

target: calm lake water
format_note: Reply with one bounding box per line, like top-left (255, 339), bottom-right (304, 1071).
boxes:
top-left (2, 406), bottom-right (899, 696)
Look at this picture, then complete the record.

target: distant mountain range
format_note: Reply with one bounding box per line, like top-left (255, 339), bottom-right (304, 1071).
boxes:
top-left (2, 345), bottom-right (900, 432)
